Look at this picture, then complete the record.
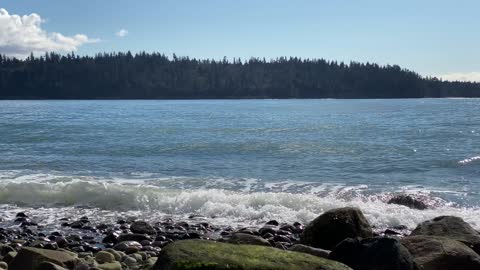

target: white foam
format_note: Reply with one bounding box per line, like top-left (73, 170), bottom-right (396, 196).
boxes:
top-left (459, 156), bottom-right (480, 165)
top-left (0, 173), bottom-right (479, 230)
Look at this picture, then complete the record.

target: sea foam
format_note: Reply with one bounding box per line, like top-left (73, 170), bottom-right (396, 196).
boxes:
top-left (0, 171), bottom-right (479, 230)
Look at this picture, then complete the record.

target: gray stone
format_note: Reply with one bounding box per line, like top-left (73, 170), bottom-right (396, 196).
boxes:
top-left (401, 236), bottom-right (480, 270)
top-left (289, 244), bottom-right (330, 258)
top-left (227, 232), bottom-right (271, 246)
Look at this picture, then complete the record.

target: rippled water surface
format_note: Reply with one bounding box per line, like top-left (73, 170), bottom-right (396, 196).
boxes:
top-left (0, 99), bottom-right (479, 229)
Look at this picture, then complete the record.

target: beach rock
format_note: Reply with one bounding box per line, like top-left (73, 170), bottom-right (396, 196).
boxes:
top-left (130, 221), bottom-right (156, 235)
top-left (9, 247), bottom-right (78, 270)
top-left (329, 237), bottom-right (417, 270)
top-left (401, 236), bottom-right (480, 270)
top-left (36, 262), bottom-right (68, 270)
top-left (3, 251), bottom-right (17, 264)
top-left (113, 241), bottom-right (142, 252)
top-left (103, 248), bottom-right (121, 261)
top-left (227, 233), bottom-right (271, 246)
top-left (117, 233), bottom-right (151, 242)
top-left (266, 220), bottom-right (279, 226)
top-left (97, 262), bottom-right (122, 270)
top-left (301, 207), bottom-right (373, 249)
top-left (388, 195), bottom-right (428, 210)
top-left (410, 216), bottom-right (480, 254)
top-left (152, 239), bottom-right (352, 270)
top-left (288, 244), bottom-right (330, 258)
top-left (95, 251), bottom-right (115, 264)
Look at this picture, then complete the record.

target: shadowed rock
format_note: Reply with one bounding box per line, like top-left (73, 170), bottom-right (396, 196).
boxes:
top-left (410, 216), bottom-right (480, 254)
top-left (301, 207), bottom-right (373, 250)
top-left (329, 237), bottom-right (418, 270)
top-left (401, 236), bottom-right (480, 270)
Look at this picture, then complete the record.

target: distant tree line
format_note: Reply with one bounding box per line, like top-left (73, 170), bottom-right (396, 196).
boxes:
top-left (0, 51), bottom-right (479, 99)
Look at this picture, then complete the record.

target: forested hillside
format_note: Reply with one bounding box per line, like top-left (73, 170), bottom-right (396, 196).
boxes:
top-left (0, 52), bottom-right (479, 99)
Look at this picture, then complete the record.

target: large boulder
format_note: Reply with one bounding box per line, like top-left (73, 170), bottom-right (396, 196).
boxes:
top-left (329, 237), bottom-right (418, 270)
top-left (401, 236), bottom-right (480, 270)
top-left (227, 232), bottom-right (271, 246)
top-left (410, 216), bottom-right (480, 254)
top-left (152, 239), bottom-right (352, 270)
top-left (130, 220), bottom-right (156, 235)
top-left (9, 247), bottom-right (79, 270)
top-left (388, 195), bottom-right (428, 210)
top-left (301, 207), bottom-right (373, 249)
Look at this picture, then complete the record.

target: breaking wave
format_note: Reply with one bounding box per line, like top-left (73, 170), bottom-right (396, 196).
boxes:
top-left (0, 170), bottom-right (479, 230)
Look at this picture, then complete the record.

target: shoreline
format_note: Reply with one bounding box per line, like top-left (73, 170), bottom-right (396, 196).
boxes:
top-left (0, 206), bottom-right (478, 269)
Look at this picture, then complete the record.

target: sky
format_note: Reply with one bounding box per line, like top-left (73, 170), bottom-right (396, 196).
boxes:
top-left (0, 0), bottom-right (479, 81)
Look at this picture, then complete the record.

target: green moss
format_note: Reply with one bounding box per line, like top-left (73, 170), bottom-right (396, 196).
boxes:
top-left (154, 240), bottom-right (351, 270)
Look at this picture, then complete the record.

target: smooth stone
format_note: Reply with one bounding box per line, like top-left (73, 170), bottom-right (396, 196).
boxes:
top-left (289, 244), bottom-right (330, 258)
top-left (97, 262), bottom-right (122, 270)
top-left (36, 262), bottom-right (68, 270)
top-left (152, 239), bottom-right (351, 270)
top-left (410, 216), bottom-right (480, 254)
top-left (103, 248), bottom-right (122, 261)
top-left (227, 233), bottom-right (271, 246)
top-left (113, 241), bottom-right (142, 252)
top-left (301, 207), bottom-right (373, 250)
top-left (388, 195), bottom-right (428, 210)
top-left (95, 251), bottom-right (116, 264)
top-left (117, 233), bottom-right (151, 243)
top-left (329, 237), bottom-right (418, 270)
top-left (123, 256), bottom-right (137, 267)
top-left (401, 236), bottom-right (480, 270)
top-left (9, 247), bottom-right (78, 270)
top-left (130, 221), bottom-right (156, 235)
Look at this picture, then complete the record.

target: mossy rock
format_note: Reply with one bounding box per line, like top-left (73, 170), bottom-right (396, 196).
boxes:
top-left (153, 239), bottom-right (351, 270)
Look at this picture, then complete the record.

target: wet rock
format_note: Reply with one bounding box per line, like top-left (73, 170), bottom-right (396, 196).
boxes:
top-left (266, 220), bottom-right (279, 226)
top-left (16, 212), bottom-right (28, 218)
top-left (9, 247), bottom-right (78, 270)
top-left (388, 195), bottom-right (428, 210)
top-left (95, 250), bottom-right (116, 264)
top-left (97, 262), bottom-right (122, 270)
top-left (259, 226), bottom-right (276, 236)
top-left (3, 251), bottom-right (17, 264)
top-left (36, 262), bottom-right (68, 270)
top-left (103, 248), bottom-right (122, 261)
top-left (102, 232), bottom-right (119, 244)
top-left (130, 221), bottom-right (156, 235)
top-left (401, 236), bottom-right (480, 270)
top-left (113, 241), bottom-right (142, 252)
top-left (227, 233), bottom-right (271, 246)
top-left (409, 216), bottom-right (480, 254)
top-left (273, 235), bottom-right (291, 243)
top-left (153, 239), bottom-right (351, 270)
top-left (301, 207), bottom-right (373, 250)
top-left (329, 237), bottom-right (418, 270)
top-left (289, 244), bottom-right (330, 258)
top-left (117, 233), bottom-right (151, 243)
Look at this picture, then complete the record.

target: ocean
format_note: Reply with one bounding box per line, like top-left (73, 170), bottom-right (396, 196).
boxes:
top-left (0, 99), bottom-right (479, 230)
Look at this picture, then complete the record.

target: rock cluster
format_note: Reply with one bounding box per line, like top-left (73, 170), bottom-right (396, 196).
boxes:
top-left (0, 209), bottom-right (477, 270)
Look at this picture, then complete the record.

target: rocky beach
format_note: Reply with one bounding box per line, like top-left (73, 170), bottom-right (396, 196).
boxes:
top-left (0, 201), bottom-right (479, 270)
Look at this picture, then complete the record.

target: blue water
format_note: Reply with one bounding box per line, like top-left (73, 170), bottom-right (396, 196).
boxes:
top-left (0, 99), bottom-right (479, 228)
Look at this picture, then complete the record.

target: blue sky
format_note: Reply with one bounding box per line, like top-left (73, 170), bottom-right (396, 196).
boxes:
top-left (1, 0), bottom-right (479, 80)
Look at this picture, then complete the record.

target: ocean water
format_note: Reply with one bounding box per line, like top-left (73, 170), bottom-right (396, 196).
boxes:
top-left (0, 99), bottom-right (479, 230)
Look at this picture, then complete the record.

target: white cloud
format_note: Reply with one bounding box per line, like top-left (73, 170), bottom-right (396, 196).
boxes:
top-left (116, 29), bottom-right (128, 37)
top-left (436, 72), bottom-right (480, 83)
top-left (0, 8), bottom-right (98, 58)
